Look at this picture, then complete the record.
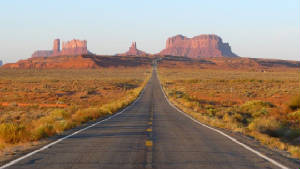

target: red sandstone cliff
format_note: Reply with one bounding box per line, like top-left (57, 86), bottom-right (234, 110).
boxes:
top-left (159, 34), bottom-right (238, 58)
top-left (117, 42), bottom-right (149, 56)
top-left (32, 39), bottom-right (92, 58)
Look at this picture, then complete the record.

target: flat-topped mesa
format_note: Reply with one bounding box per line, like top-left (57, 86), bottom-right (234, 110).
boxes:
top-left (62, 39), bottom-right (87, 49)
top-left (59, 39), bottom-right (88, 56)
top-left (117, 42), bottom-right (149, 56)
top-left (31, 38), bottom-right (91, 58)
top-left (160, 34), bottom-right (238, 58)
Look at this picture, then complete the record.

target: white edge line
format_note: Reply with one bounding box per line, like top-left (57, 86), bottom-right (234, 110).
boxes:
top-left (0, 86), bottom-right (146, 169)
top-left (158, 75), bottom-right (290, 169)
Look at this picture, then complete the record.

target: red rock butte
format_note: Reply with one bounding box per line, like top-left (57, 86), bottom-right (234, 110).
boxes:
top-left (32, 39), bottom-right (92, 58)
top-left (117, 42), bottom-right (149, 56)
top-left (159, 34), bottom-right (238, 58)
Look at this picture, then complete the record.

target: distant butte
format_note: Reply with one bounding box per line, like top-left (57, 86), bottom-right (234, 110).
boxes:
top-left (117, 42), bottom-right (149, 56)
top-left (159, 34), bottom-right (238, 58)
top-left (32, 39), bottom-right (93, 58)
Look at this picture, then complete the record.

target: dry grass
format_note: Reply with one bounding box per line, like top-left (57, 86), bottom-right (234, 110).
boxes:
top-left (0, 67), bottom-right (151, 152)
top-left (158, 64), bottom-right (300, 159)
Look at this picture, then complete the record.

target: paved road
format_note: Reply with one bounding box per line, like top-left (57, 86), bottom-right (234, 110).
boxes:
top-left (3, 69), bottom-right (298, 169)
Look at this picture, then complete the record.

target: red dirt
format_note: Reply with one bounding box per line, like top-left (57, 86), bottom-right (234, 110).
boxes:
top-left (1, 102), bottom-right (67, 108)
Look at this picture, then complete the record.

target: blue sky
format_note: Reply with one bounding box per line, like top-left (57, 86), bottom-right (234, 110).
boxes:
top-left (0, 0), bottom-right (299, 63)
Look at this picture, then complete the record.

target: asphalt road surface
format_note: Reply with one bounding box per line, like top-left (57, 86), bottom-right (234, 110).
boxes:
top-left (2, 68), bottom-right (298, 169)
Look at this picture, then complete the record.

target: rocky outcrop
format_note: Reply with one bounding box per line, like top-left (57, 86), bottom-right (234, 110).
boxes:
top-left (52, 38), bottom-right (60, 56)
top-left (32, 50), bottom-right (53, 58)
top-left (159, 34), bottom-right (238, 58)
top-left (117, 42), bottom-right (149, 56)
top-left (2, 55), bottom-right (152, 69)
top-left (158, 56), bottom-right (300, 71)
top-left (31, 39), bottom-right (92, 58)
top-left (59, 39), bottom-right (89, 56)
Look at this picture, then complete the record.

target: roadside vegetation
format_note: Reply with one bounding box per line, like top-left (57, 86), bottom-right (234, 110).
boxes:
top-left (158, 63), bottom-right (300, 159)
top-left (0, 67), bottom-right (151, 153)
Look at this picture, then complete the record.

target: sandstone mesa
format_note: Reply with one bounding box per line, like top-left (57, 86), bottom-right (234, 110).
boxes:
top-left (31, 34), bottom-right (238, 59)
top-left (159, 34), bottom-right (238, 58)
top-left (32, 39), bottom-right (92, 58)
top-left (6, 33), bottom-right (300, 70)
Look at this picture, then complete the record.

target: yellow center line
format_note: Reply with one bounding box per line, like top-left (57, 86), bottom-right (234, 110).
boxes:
top-left (145, 140), bottom-right (153, 147)
top-left (146, 128), bottom-right (152, 132)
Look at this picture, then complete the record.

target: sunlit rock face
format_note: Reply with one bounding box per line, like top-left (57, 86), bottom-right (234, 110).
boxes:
top-left (117, 42), bottom-right (149, 56)
top-left (159, 34), bottom-right (238, 58)
top-left (32, 39), bottom-right (92, 58)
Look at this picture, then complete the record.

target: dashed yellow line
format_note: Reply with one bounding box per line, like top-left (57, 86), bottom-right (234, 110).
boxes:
top-left (145, 140), bottom-right (153, 147)
top-left (145, 111), bottom-right (153, 147)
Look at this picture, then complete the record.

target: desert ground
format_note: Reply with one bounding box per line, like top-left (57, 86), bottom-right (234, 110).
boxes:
top-left (0, 67), bottom-right (151, 156)
top-left (158, 58), bottom-right (300, 159)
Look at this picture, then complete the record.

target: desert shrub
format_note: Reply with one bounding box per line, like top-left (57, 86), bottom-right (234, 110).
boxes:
top-left (248, 117), bottom-right (279, 132)
top-left (223, 113), bottom-right (234, 123)
top-left (240, 100), bottom-right (272, 118)
top-left (287, 110), bottom-right (300, 126)
top-left (32, 124), bottom-right (56, 140)
top-left (247, 117), bottom-right (299, 139)
top-left (113, 80), bottom-right (141, 90)
top-left (232, 113), bottom-right (243, 122)
top-left (36, 109), bottom-right (70, 125)
top-left (289, 146), bottom-right (300, 159)
top-left (222, 101), bottom-right (273, 126)
top-left (205, 105), bottom-right (217, 117)
top-left (168, 90), bottom-right (185, 99)
top-left (67, 105), bottom-right (80, 114)
top-left (53, 120), bottom-right (73, 133)
top-left (287, 95), bottom-right (300, 111)
top-left (0, 123), bottom-right (28, 143)
top-left (79, 108), bottom-right (103, 121)
top-left (51, 109), bottom-right (72, 120)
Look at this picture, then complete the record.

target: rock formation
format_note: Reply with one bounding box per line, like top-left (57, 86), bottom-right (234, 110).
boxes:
top-left (2, 55), bottom-right (152, 69)
top-left (52, 38), bottom-right (60, 56)
top-left (159, 34), bottom-right (238, 58)
top-left (117, 42), bottom-right (149, 56)
top-left (32, 50), bottom-right (53, 58)
top-left (59, 39), bottom-right (88, 56)
top-left (158, 56), bottom-right (300, 71)
top-left (32, 39), bottom-right (92, 58)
